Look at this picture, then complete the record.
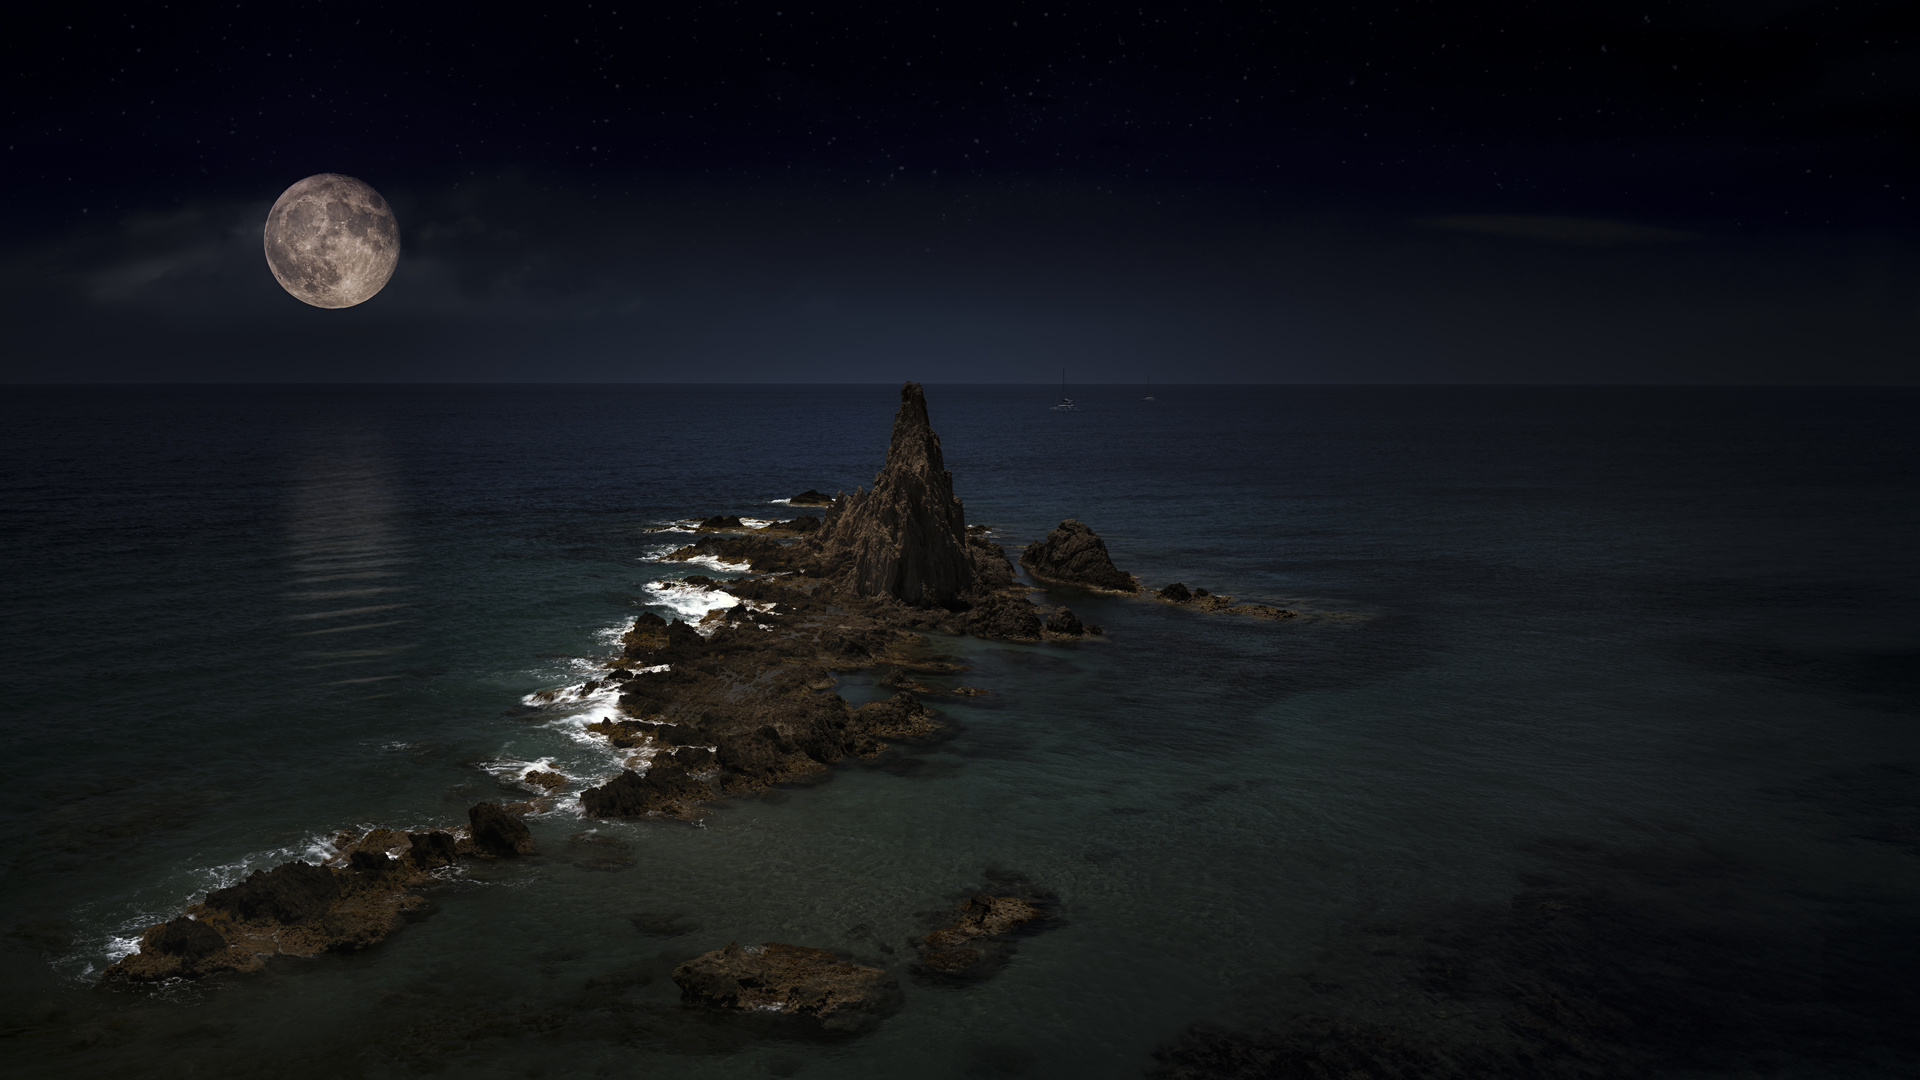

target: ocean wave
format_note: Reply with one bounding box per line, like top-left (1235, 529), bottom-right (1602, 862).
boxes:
top-left (645, 579), bottom-right (741, 622)
top-left (672, 553), bottom-right (752, 573)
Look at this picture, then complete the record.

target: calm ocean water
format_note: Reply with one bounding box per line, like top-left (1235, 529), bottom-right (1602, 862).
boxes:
top-left (1, 384), bottom-right (1915, 1078)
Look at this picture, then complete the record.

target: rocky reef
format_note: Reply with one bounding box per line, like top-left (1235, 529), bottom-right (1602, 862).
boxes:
top-left (672, 942), bottom-right (902, 1033)
top-left (912, 878), bottom-right (1059, 980)
top-left (1155, 581), bottom-right (1299, 620)
top-left (102, 817), bottom-right (501, 982)
top-left (99, 381), bottom-right (1294, 1010)
top-left (573, 603), bottom-right (960, 819)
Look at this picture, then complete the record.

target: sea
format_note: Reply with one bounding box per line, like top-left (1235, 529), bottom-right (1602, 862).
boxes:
top-left (1, 384), bottom-right (1915, 1079)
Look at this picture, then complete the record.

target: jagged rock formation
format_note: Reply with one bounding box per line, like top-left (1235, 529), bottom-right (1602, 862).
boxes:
top-left (814, 382), bottom-right (979, 608)
top-left (672, 941), bottom-right (902, 1032)
top-left (1021, 520), bottom-right (1139, 592)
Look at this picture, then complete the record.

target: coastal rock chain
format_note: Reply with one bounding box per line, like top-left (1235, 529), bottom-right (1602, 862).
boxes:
top-left (100, 382), bottom-right (1292, 1020)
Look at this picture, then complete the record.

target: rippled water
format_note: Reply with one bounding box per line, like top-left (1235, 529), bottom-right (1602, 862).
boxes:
top-left (2, 385), bottom-right (1915, 1078)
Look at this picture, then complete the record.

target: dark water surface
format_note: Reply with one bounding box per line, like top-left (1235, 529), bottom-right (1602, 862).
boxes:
top-left (2, 385), bottom-right (1915, 1078)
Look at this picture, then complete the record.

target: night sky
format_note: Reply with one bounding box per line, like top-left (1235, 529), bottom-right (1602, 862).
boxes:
top-left (5, 1), bottom-right (1915, 383)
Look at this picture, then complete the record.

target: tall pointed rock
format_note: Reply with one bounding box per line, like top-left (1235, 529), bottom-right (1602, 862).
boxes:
top-left (816, 382), bottom-right (977, 608)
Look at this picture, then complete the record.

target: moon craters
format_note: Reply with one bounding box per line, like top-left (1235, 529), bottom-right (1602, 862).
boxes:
top-left (263, 174), bottom-right (400, 309)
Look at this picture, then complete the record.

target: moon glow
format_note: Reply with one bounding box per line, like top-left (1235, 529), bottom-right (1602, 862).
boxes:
top-left (263, 174), bottom-right (400, 309)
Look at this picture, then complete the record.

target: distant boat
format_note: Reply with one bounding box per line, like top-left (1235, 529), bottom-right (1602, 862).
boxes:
top-left (1051, 367), bottom-right (1077, 411)
top-left (1144, 375), bottom-right (1155, 401)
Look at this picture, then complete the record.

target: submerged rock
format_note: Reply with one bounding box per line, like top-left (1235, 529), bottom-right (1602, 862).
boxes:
top-left (912, 885), bottom-right (1058, 980)
top-left (560, 831), bottom-right (635, 871)
top-left (1156, 581), bottom-right (1297, 620)
top-left (814, 382), bottom-right (978, 608)
top-left (672, 941), bottom-right (902, 1032)
top-left (1021, 520), bottom-right (1138, 592)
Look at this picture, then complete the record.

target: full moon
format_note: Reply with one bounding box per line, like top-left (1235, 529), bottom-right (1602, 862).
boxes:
top-left (262, 173), bottom-right (400, 309)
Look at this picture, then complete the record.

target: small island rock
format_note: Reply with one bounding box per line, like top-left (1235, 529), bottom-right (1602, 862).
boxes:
top-left (673, 941), bottom-right (902, 1032)
top-left (1021, 520), bottom-right (1138, 592)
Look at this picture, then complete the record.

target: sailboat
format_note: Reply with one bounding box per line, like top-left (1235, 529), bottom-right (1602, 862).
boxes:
top-left (1051, 367), bottom-right (1077, 411)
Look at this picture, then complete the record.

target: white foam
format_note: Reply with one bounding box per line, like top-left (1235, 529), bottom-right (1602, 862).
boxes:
top-left (672, 553), bottom-right (751, 572)
top-left (60, 828), bottom-right (405, 983)
top-left (739, 517), bottom-right (775, 528)
top-left (767, 498), bottom-right (792, 505)
top-left (102, 933), bottom-right (145, 966)
top-left (645, 579), bottom-right (741, 622)
top-left (478, 755), bottom-right (581, 795)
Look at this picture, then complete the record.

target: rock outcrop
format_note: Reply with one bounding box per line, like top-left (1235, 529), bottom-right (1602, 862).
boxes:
top-left (1045, 607), bottom-right (1086, 636)
top-left (814, 382), bottom-right (978, 608)
top-left (468, 801), bottom-right (537, 857)
top-left (965, 594), bottom-right (1044, 641)
top-left (788, 489), bottom-right (834, 506)
top-left (1154, 582), bottom-right (1299, 620)
top-left (1021, 520), bottom-right (1138, 592)
top-left (759, 514), bottom-right (820, 535)
top-left (102, 823), bottom-right (472, 982)
top-left (578, 763), bottom-right (713, 818)
top-left (672, 941), bottom-right (902, 1032)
